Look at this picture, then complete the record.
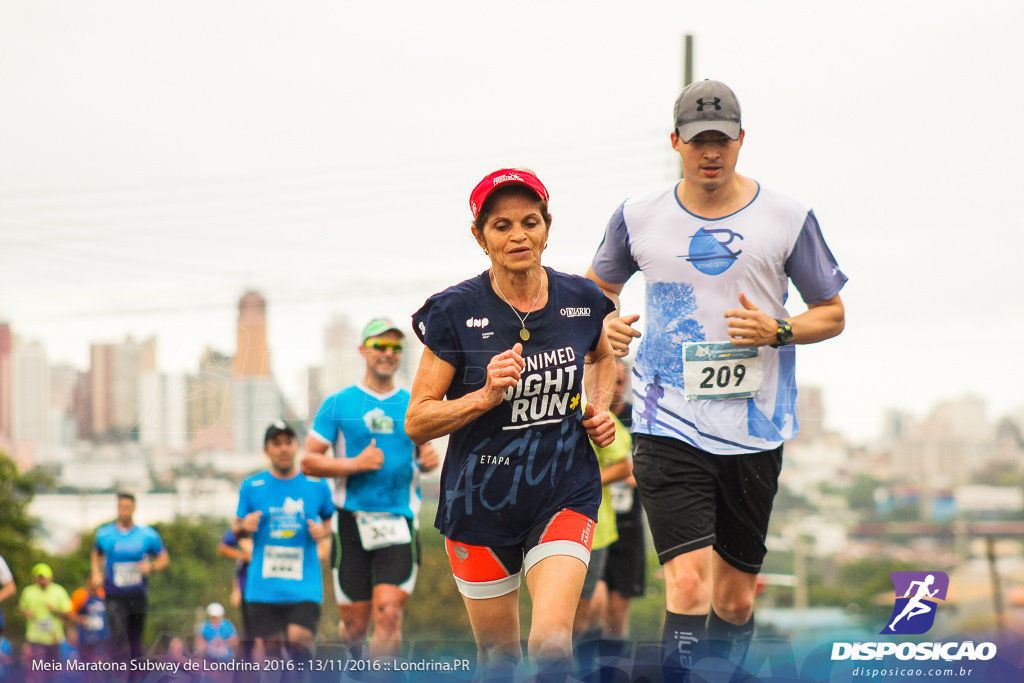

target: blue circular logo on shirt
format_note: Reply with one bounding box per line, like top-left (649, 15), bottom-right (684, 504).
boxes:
top-left (685, 227), bottom-right (744, 275)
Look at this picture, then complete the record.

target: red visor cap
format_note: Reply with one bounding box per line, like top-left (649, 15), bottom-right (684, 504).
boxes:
top-left (469, 169), bottom-right (550, 219)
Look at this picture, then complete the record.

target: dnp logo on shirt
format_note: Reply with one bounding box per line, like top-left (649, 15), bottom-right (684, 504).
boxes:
top-left (684, 227), bottom-right (744, 275)
top-left (882, 571), bottom-right (949, 635)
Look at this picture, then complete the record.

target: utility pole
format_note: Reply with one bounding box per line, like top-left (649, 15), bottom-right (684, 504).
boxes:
top-left (683, 34), bottom-right (694, 88)
top-left (680, 34), bottom-right (694, 179)
top-left (986, 536), bottom-right (1006, 639)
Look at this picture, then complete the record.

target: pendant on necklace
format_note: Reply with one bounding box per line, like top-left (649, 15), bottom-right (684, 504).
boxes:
top-left (520, 328), bottom-right (530, 341)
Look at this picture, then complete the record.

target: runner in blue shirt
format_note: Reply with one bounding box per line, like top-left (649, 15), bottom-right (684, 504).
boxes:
top-left (234, 421), bottom-right (333, 661)
top-left (196, 603), bottom-right (238, 663)
top-left (302, 317), bottom-right (439, 661)
top-left (91, 492), bottom-right (168, 664)
top-left (70, 573), bottom-right (109, 663)
top-left (0, 633), bottom-right (12, 683)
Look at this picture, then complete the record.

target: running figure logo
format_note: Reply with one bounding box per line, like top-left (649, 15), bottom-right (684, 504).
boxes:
top-left (881, 571), bottom-right (949, 635)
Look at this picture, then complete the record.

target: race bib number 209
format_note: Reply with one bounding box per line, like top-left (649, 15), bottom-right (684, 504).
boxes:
top-left (682, 342), bottom-right (763, 400)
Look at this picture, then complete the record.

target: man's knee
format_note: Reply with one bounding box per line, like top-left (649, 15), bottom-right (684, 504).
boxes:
top-left (482, 642), bottom-right (522, 668)
top-left (666, 566), bottom-right (711, 606)
top-left (339, 608), bottom-right (370, 643)
top-left (712, 590), bottom-right (755, 624)
top-left (373, 598), bottom-right (405, 634)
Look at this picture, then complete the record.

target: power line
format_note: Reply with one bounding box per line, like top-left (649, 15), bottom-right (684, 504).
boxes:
top-left (15, 277), bottom-right (456, 322)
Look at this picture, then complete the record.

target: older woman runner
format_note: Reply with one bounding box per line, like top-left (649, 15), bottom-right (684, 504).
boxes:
top-left (407, 168), bottom-right (617, 679)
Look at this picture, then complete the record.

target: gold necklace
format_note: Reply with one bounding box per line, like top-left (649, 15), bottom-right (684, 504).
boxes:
top-left (490, 270), bottom-right (544, 341)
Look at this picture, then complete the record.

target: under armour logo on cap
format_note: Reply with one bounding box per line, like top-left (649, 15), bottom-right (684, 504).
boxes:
top-left (695, 97), bottom-right (722, 111)
top-left (674, 80), bottom-right (741, 142)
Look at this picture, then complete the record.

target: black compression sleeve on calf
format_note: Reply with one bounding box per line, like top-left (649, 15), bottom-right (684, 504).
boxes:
top-left (707, 608), bottom-right (755, 665)
top-left (662, 611), bottom-right (707, 679)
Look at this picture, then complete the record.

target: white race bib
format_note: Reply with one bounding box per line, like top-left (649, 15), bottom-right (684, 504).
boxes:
top-left (85, 615), bottom-right (104, 632)
top-left (610, 482), bottom-right (634, 514)
top-left (112, 561), bottom-right (143, 588)
top-left (262, 545), bottom-right (303, 581)
top-left (356, 512), bottom-right (412, 551)
top-left (682, 342), bottom-right (763, 400)
top-left (36, 617), bottom-right (55, 633)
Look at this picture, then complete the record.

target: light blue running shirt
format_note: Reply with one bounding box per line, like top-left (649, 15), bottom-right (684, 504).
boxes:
top-left (237, 471), bottom-right (334, 604)
top-left (310, 385), bottom-right (421, 520)
top-left (94, 524), bottom-right (165, 597)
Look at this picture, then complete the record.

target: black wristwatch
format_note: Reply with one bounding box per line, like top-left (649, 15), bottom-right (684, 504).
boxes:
top-left (770, 319), bottom-right (793, 348)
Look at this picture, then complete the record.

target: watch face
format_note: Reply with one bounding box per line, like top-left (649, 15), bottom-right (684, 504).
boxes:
top-left (777, 321), bottom-right (794, 344)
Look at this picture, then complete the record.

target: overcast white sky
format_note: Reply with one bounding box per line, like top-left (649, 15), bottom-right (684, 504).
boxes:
top-left (1, 0), bottom-right (1021, 442)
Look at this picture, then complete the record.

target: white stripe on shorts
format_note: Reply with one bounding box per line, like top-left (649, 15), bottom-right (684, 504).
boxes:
top-left (524, 540), bottom-right (590, 575)
top-left (453, 573), bottom-right (521, 600)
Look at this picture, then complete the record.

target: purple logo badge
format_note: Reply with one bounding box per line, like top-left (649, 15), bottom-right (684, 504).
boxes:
top-left (881, 571), bottom-right (949, 635)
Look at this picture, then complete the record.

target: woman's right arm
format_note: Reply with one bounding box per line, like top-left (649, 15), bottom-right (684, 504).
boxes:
top-left (406, 343), bottom-right (524, 444)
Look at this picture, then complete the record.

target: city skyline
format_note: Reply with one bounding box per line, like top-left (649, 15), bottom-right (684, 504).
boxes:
top-left (0, 287), bottom-right (1020, 470)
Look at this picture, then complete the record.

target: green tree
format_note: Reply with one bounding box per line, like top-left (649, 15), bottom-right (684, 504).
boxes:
top-left (0, 450), bottom-right (52, 643)
top-left (809, 557), bottom-right (918, 626)
top-left (847, 474), bottom-right (881, 512)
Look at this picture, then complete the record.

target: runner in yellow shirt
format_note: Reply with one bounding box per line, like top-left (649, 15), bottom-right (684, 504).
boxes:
top-left (20, 564), bottom-right (72, 672)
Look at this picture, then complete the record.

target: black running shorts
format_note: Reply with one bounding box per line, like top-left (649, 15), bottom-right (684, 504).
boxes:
top-left (245, 601), bottom-right (321, 639)
top-left (331, 508), bottom-right (418, 604)
top-left (631, 434), bottom-right (782, 573)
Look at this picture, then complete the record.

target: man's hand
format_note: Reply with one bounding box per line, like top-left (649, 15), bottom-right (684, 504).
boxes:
top-left (582, 403), bottom-right (616, 448)
top-left (416, 442), bottom-right (440, 474)
top-left (307, 519), bottom-right (329, 542)
top-left (606, 314), bottom-right (641, 357)
top-left (139, 557), bottom-right (152, 576)
top-left (353, 439), bottom-right (385, 472)
top-left (724, 292), bottom-right (777, 346)
top-left (240, 511), bottom-right (263, 535)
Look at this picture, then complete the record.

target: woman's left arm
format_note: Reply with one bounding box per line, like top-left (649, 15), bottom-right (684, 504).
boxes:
top-left (583, 327), bottom-right (617, 447)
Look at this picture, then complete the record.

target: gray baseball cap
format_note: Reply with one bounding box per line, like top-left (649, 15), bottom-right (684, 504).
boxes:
top-left (674, 80), bottom-right (742, 142)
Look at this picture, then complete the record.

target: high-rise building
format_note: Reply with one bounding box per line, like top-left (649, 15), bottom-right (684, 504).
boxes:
top-left (795, 385), bottom-right (826, 442)
top-left (90, 336), bottom-right (156, 441)
top-left (72, 371), bottom-right (91, 441)
top-left (232, 376), bottom-right (284, 454)
top-left (230, 291), bottom-right (283, 453)
top-left (50, 363), bottom-right (84, 449)
top-left (139, 371), bottom-right (188, 450)
top-left (320, 315), bottom-right (359, 397)
top-left (305, 366), bottom-right (323, 421)
top-left (234, 291), bottom-right (271, 377)
top-left (12, 337), bottom-right (50, 468)
top-left (187, 348), bottom-right (234, 453)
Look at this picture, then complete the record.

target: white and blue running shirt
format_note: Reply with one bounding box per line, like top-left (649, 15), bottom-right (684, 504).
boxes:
top-left (591, 182), bottom-right (847, 455)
